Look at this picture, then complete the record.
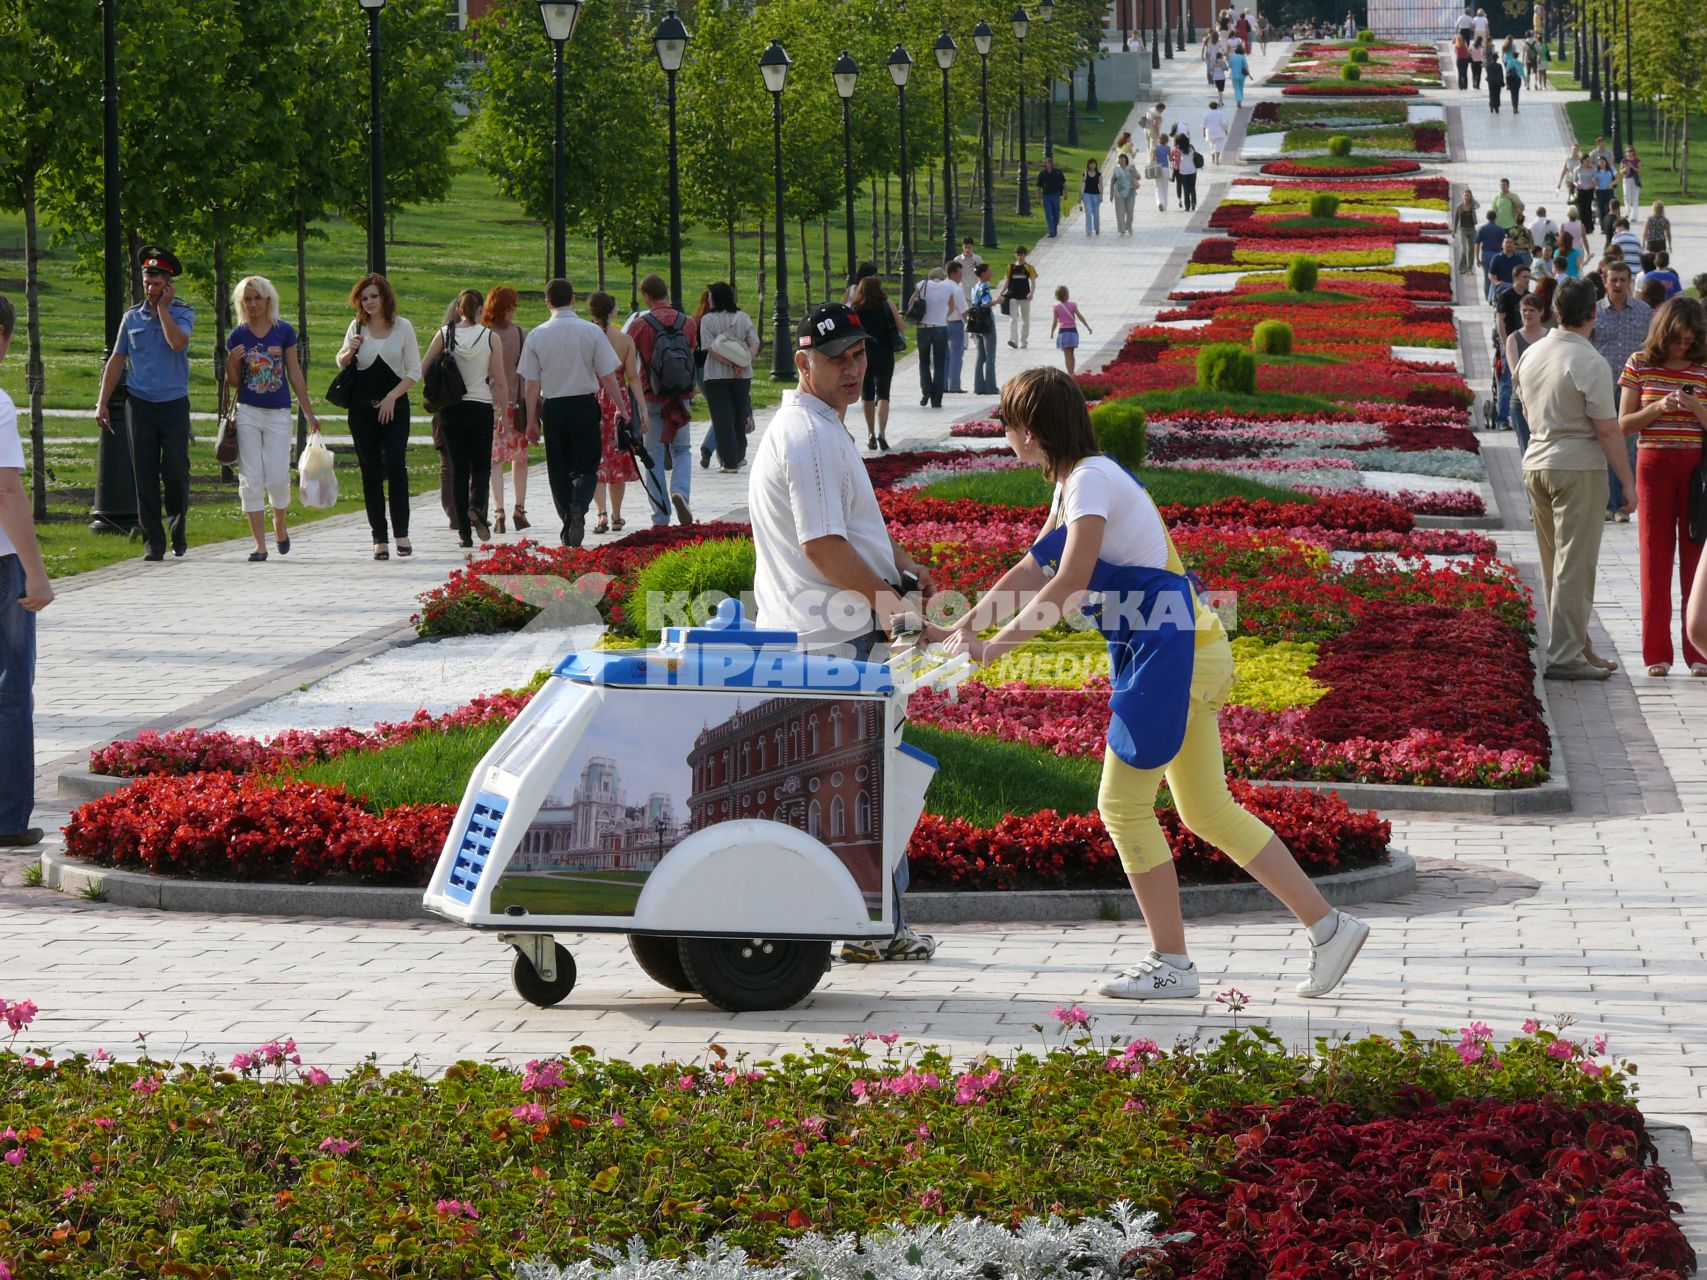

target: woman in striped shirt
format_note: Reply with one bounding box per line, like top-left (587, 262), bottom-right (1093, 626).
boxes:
top-left (1618, 296), bottom-right (1707, 676)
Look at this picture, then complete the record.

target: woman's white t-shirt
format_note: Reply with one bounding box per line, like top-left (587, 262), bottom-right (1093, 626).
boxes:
top-left (449, 322), bottom-right (495, 404)
top-left (1048, 456), bottom-right (1169, 569)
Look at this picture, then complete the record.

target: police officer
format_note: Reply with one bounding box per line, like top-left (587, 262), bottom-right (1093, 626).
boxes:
top-left (94, 245), bottom-right (195, 561)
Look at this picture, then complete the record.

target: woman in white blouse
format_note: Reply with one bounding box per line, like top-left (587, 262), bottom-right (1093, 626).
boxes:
top-left (424, 289), bottom-right (508, 549)
top-left (336, 274), bottom-right (421, 560)
top-left (695, 281), bottom-right (761, 471)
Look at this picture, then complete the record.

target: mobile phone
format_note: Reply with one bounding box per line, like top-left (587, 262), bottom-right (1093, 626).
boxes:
top-left (900, 569), bottom-right (921, 594)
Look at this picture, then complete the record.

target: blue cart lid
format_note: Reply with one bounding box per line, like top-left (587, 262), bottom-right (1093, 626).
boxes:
top-left (555, 599), bottom-right (895, 695)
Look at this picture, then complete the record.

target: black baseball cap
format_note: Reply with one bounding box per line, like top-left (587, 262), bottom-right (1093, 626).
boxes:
top-left (796, 303), bottom-right (871, 358)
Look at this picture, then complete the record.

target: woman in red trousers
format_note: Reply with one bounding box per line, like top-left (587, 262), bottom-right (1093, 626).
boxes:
top-left (1618, 296), bottom-right (1707, 676)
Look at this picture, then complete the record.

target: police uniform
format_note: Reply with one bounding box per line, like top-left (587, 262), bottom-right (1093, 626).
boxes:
top-left (118, 246), bottom-right (195, 559)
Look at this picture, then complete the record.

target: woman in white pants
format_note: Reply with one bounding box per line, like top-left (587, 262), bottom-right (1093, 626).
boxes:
top-left (226, 276), bottom-right (318, 562)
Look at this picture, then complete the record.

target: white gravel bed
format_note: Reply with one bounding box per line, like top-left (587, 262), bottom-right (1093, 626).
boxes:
top-left (1358, 470), bottom-right (1490, 496)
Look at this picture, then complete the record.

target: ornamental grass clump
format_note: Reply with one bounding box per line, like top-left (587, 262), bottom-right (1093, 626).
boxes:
top-left (1251, 319), bottom-right (1295, 355)
top-left (1286, 255), bottom-right (1321, 292)
top-left (1088, 397), bottom-right (1147, 468)
top-left (1195, 343), bottom-right (1258, 395)
top-left (628, 536), bottom-right (757, 642)
top-left (1308, 192), bottom-right (1341, 219)
top-left (1339, 64), bottom-right (1362, 81)
top-left (1348, 45), bottom-right (1370, 62)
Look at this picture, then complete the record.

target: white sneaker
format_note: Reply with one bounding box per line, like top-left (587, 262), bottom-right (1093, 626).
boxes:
top-left (1097, 950), bottom-right (1200, 1000)
top-left (1295, 912), bottom-right (1369, 998)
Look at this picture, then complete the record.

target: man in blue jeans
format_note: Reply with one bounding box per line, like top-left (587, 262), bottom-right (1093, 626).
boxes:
top-left (1036, 157), bottom-right (1067, 237)
top-left (624, 274), bottom-right (699, 526)
top-left (0, 295), bottom-right (55, 848)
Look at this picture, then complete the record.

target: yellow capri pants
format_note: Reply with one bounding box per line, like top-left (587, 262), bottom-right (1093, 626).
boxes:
top-left (1096, 634), bottom-right (1274, 875)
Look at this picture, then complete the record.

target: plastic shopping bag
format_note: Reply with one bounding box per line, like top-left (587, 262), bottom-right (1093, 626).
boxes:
top-left (297, 431), bottom-right (339, 509)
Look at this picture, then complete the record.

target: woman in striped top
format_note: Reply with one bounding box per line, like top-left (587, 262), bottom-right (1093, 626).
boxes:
top-left (1618, 296), bottom-right (1707, 676)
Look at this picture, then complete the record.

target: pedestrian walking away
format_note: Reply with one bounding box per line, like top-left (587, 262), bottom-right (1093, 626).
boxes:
top-left (624, 274), bottom-right (700, 527)
top-left (695, 281), bottom-right (761, 472)
top-left (0, 292), bottom-right (54, 850)
top-left (914, 268), bottom-right (962, 409)
top-left (852, 275), bottom-right (904, 449)
top-left (746, 301), bottom-right (940, 964)
top-left (1616, 297), bottom-right (1707, 676)
top-left (520, 277), bottom-right (627, 549)
top-left (1175, 137), bottom-right (1201, 212)
top-left (1036, 157), bottom-right (1067, 237)
top-left (1485, 39), bottom-right (1503, 111)
top-left (1502, 38), bottom-right (1523, 113)
top-left (1151, 133), bottom-right (1172, 211)
top-left (1203, 101), bottom-right (1229, 165)
top-left (423, 288), bottom-right (508, 550)
top-left (1645, 201), bottom-right (1673, 255)
top-left (586, 291), bottom-right (646, 534)
top-left (1453, 32), bottom-right (1472, 89)
top-left (335, 274), bottom-right (421, 560)
top-left (225, 275), bottom-right (317, 562)
top-left (1592, 261), bottom-right (1654, 520)
top-left (1050, 285), bottom-right (1092, 375)
top-left (1081, 160), bottom-right (1104, 236)
top-left (93, 245), bottom-right (194, 562)
top-left (1521, 278), bottom-right (1635, 679)
top-left (918, 367), bottom-right (1369, 1001)
top-left (1470, 36), bottom-right (1484, 90)
top-left (967, 263), bottom-right (1001, 395)
top-left (1228, 41), bottom-right (1249, 108)
top-left (944, 261), bottom-right (971, 392)
top-left (1110, 153), bottom-right (1138, 235)
top-left (1001, 247), bottom-right (1038, 349)
top-left (482, 286), bottom-right (530, 535)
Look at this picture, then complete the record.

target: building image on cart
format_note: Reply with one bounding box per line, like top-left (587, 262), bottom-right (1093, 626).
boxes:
top-left (509, 757), bottom-right (683, 874)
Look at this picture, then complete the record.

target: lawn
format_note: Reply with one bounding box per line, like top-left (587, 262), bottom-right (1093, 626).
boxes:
top-left (919, 463), bottom-right (1315, 508)
top-left (910, 723), bottom-right (1104, 826)
top-left (1551, 52), bottom-right (1707, 206)
top-left (289, 720), bottom-right (506, 813)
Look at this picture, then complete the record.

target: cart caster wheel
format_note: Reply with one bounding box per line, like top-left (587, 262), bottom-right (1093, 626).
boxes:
top-left (678, 937), bottom-right (831, 1012)
top-left (512, 943), bottom-right (577, 1008)
top-left (628, 934), bottom-right (694, 992)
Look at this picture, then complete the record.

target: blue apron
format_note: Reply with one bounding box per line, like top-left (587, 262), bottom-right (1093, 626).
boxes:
top-left (1027, 468), bottom-right (1202, 771)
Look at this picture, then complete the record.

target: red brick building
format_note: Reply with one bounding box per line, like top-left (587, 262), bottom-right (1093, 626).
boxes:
top-left (686, 696), bottom-right (886, 900)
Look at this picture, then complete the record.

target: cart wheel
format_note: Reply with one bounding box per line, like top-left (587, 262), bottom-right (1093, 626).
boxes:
top-left (678, 937), bottom-right (831, 1012)
top-left (627, 934), bottom-right (694, 992)
top-left (512, 943), bottom-right (578, 1008)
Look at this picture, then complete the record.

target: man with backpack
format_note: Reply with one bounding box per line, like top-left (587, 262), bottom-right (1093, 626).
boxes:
top-left (625, 274), bottom-right (699, 527)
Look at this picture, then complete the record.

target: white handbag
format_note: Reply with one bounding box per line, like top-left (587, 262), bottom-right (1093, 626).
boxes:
top-left (708, 331), bottom-right (754, 368)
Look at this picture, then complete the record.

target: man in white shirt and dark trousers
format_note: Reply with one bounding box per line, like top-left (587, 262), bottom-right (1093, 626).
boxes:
top-left (520, 278), bottom-right (627, 548)
top-left (748, 302), bottom-right (939, 962)
top-left (944, 261), bottom-right (971, 396)
top-left (0, 294), bottom-right (54, 848)
top-left (915, 269), bottom-right (963, 409)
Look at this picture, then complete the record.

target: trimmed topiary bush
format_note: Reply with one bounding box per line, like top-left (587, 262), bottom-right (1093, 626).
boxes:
top-left (1356, 27), bottom-right (1377, 42)
top-left (1089, 398), bottom-right (1148, 468)
top-left (1348, 46), bottom-right (1370, 63)
top-left (1286, 255), bottom-right (1320, 292)
top-left (628, 537), bottom-right (757, 641)
top-left (1251, 320), bottom-right (1295, 355)
top-left (1326, 133), bottom-right (1354, 155)
top-left (1340, 64), bottom-right (1363, 81)
top-left (1195, 343), bottom-right (1259, 395)
top-left (1308, 192), bottom-right (1341, 219)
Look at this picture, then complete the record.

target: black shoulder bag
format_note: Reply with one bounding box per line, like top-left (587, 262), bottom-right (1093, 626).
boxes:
top-left (422, 324), bottom-right (467, 414)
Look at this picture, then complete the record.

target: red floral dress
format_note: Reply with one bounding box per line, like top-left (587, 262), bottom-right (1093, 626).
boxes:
top-left (596, 385), bottom-right (639, 484)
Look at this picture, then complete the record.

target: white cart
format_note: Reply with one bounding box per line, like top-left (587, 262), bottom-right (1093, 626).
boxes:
top-left (422, 600), bottom-right (969, 1011)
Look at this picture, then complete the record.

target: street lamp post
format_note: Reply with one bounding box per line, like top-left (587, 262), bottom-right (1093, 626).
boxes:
top-left (761, 39), bottom-right (793, 382)
top-left (834, 52), bottom-right (860, 287)
top-left (1039, 0), bottom-right (1054, 158)
top-left (653, 7), bottom-right (690, 308)
top-left (1012, 9), bottom-right (1031, 217)
top-left (1607, 44), bottom-right (1619, 158)
top-left (889, 45), bottom-right (916, 304)
top-left (1588, 5), bottom-right (1600, 102)
top-left (1151, 0), bottom-right (1162, 68)
top-left (934, 31), bottom-right (958, 264)
top-left (1622, 0), bottom-right (1634, 144)
top-left (973, 22), bottom-right (997, 248)
top-left (1165, 0), bottom-right (1174, 58)
top-left (358, 0), bottom-right (387, 275)
top-left (90, 0), bottom-right (137, 536)
top-left (538, 2), bottom-right (582, 281)
top-left (1121, 0), bottom-right (1130, 50)
top-left (1185, 0), bottom-right (1196, 47)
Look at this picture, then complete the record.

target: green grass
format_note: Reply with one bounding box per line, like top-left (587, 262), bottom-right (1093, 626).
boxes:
top-left (288, 721), bottom-right (505, 813)
top-left (910, 723), bottom-right (1104, 826)
top-left (1255, 352), bottom-right (1344, 366)
top-left (1263, 154), bottom-right (1422, 172)
top-left (1549, 49), bottom-right (1706, 206)
top-left (1125, 386), bottom-right (1339, 418)
top-left (1231, 288), bottom-right (1370, 305)
top-left (32, 435), bottom-right (444, 578)
top-left (919, 464), bottom-right (1314, 509)
top-left (490, 872), bottom-right (645, 917)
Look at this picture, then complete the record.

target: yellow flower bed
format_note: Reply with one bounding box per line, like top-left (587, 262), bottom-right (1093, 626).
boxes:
top-left (973, 631), bottom-right (1109, 687)
top-left (1227, 637), bottom-right (1328, 710)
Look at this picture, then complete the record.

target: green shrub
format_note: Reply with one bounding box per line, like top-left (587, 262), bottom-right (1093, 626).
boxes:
top-left (1348, 46), bottom-right (1370, 63)
top-left (1195, 343), bottom-right (1258, 395)
top-left (628, 537), bottom-right (757, 641)
top-left (1286, 255), bottom-right (1320, 292)
top-left (1088, 397), bottom-right (1148, 468)
top-left (1307, 192), bottom-right (1341, 219)
top-left (1340, 64), bottom-right (1362, 81)
top-left (1251, 320), bottom-right (1295, 355)
top-left (1356, 27), bottom-right (1377, 42)
top-left (1326, 133), bottom-right (1354, 155)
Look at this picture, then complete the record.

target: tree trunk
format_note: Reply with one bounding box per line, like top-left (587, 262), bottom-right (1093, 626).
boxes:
top-left (798, 218), bottom-right (812, 305)
top-left (214, 236), bottom-right (234, 483)
top-left (927, 170), bottom-right (936, 246)
top-left (596, 224), bottom-right (607, 292)
top-left (869, 181), bottom-right (879, 272)
top-left (726, 219), bottom-right (737, 285)
top-left (127, 232), bottom-right (144, 304)
top-left (22, 174), bottom-right (46, 521)
top-left (820, 218), bottom-right (831, 303)
top-left (629, 261), bottom-right (640, 315)
top-left (1683, 110), bottom-right (1690, 196)
top-left (295, 210), bottom-right (310, 455)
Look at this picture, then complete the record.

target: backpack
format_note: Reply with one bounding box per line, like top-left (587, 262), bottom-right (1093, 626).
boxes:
top-left (422, 324), bottom-right (467, 414)
top-left (641, 312), bottom-right (697, 397)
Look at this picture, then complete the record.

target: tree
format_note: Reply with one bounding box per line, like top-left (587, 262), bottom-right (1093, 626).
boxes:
top-left (0, 0), bottom-right (98, 519)
top-left (677, 0), bottom-right (769, 290)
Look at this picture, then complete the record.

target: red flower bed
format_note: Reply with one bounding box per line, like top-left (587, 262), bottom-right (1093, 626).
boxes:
top-left (61, 773), bottom-right (452, 886)
top-left (1209, 210), bottom-right (1445, 237)
top-left (1164, 493), bottom-right (1412, 534)
top-left (1302, 604), bottom-right (1548, 762)
top-left (1231, 175), bottom-right (1451, 201)
top-left (1279, 84), bottom-right (1422, 96)
top-left (906, 781), bottom-right (1390, 889)
top-left (1260, 157), bottom-right (1423, 175)
top-left (1155, 1096), bottom-right (1696, 1279)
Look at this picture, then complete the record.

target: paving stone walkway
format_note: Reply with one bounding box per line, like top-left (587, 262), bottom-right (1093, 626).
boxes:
top-left (5, 40), bottom-right (1707, 1232)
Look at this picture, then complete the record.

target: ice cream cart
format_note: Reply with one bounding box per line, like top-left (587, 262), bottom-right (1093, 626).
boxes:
top-left (422, 599), bottom-right (969, 1012)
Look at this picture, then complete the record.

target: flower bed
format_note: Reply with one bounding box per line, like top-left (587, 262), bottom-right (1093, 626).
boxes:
top-left (1246, 98), bottom-right (1410, 132)
top-left (0, 1010), bottom-right (1678, 1278)
top-left (1280, 82), bottom-right (1423, 97)
top-left (1270, 40), bottom-right (1446, 87)
top-left (1276, 123), bottom-right (1446, 156)
top-left (1260, 155), bottom-right (1424, 175)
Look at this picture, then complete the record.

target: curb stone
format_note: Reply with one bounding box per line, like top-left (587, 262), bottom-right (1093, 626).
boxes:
top-left (38, 848), bottom-right (1415, 926)
top-left (1649, 1125), bottom-right (1707, 1250)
